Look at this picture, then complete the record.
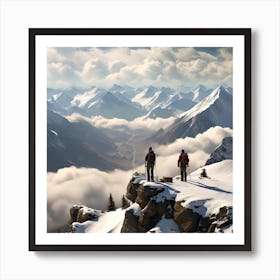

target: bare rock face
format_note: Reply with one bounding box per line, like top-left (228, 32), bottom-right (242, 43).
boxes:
top-left (138, 200), bottom-right (161, 231)
top-left (121, 180), bottom-right (176, 232)
top-left (69, 205), bottom-right (83, 224)
top-left (198, 216), bottom-right (213, 232)
top-left (126, 178), bottom-right (141, 202)
top-left (76, 208), bottom-right (100, 223)
top-left (157, 200), bottom-right (175, 219)
top-left (121, 210), bottom-right (145, 233)
top-left (173, 202), bottom-right (233, 233)
top-left (135, 184), bottom-right (165, 208)
top-left (69, 205), bottom-right (100, 224)
top-left (173, 201), bottom-right (201, 232)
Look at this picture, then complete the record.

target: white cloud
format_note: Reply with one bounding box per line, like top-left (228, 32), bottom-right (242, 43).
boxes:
top-left (48, 47), bottom-right (232, 89)
top-left (109, 60), bottom-right (126, 73)
top-left (81, 58), bottom-right (109, 83)
top-left (47, 167), bottom-right (132, 232)
top-left (66, 113), bottom-right (176, 131)
top-left (139, 126), bottom-right (233, 177)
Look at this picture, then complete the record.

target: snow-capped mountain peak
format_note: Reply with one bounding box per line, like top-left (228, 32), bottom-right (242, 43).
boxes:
top-left (192, 84), bottom-right (212, 102)
top-left (70, 87), bottom-right (106, 108)
top-left (131, 86), bottom-right (159, 106)
top-left (181, 85), bottom-right (229, 122)
top-left (150, 85), bottom-right (232, 143)
top-left (131, 86), bottom-right (175, 110)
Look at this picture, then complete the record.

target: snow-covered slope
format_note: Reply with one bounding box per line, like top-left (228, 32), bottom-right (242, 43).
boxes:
top-left (175, 160), bottom-right (232, 214)
top-left (48, 87), bottom-right (82, 104)
top-left (70, 87), bottom-right (106, 108)
top-left (180, 85), bottom-right (232, 123)
top-left (131, 86), bottom-right (159, 106)
top-left (151, 86), bottom-right (233, 143)
top-left (132, 86), bottom-right (175, 110)
top-left (192, 85), bottom-right (213, 102)
top-left (109, 84), bottom-right (143, 100)
top-left (86, 91), bottom-right (144, 120)
top-left (144, 87), bottom-right (174, 110)
top-left (164, 93), bottom-right (196, 115)
top-left (71, 90), bottom-right (145, 120)
top-left (48, 86), bottom-right (145, 120)
top-left (72, 208), bottom-right (126, 233)
top-left (70, 160), bottom-right (232, 233)
top-left (144, 105), bottom-right (175, 119)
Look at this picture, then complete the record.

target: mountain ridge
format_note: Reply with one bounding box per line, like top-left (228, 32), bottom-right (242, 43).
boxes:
top-left (149, 86), bottom-right (233, 144)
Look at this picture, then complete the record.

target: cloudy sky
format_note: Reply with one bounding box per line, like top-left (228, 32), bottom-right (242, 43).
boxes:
top-left (47, 47), bottom-right (232, 89)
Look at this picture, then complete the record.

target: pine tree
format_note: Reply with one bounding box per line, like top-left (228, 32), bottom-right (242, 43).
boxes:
top-left (121, 195), bottom-right (130, 209)
top-left (107, 193), bottom-right (116, 211)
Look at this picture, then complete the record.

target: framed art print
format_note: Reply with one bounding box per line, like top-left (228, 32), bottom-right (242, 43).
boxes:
top-left (29, 28), bottom-right (251, 251)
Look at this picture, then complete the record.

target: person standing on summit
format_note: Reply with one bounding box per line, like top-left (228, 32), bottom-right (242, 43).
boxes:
top-left (178, 149), bottom-right (189, 181)
top-left (145, 147), bottom-right (156, 182)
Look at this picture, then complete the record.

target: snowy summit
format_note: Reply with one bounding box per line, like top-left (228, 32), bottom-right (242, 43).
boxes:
top-left (69, 160), bottom-right (233, 234)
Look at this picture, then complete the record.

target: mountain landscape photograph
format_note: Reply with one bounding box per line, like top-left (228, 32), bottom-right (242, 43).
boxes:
top-left (47, 46), bottom-right (234, 234)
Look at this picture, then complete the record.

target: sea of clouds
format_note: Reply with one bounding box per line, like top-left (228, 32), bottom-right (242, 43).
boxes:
top-left (66, 113), bottom-right (176, 131)
top-left (47, 126), bottom-right (232, 232)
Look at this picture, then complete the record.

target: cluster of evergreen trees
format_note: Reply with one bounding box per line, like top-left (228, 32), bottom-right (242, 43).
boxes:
top-left (106, 193), bottom-right (130, 211)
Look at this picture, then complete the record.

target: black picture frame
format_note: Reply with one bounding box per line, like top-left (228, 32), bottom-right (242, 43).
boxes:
top-left (29, 28), bottom-right (251, 251)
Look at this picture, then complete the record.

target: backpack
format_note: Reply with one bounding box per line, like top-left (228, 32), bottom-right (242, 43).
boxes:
top-left (147, 151), bottom-right (155, 164)
top-left (181, 153), bottom-right (189, 165)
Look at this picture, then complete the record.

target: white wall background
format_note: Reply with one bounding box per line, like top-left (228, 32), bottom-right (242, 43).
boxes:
top-left (0, 0), bottom-right (279, 279)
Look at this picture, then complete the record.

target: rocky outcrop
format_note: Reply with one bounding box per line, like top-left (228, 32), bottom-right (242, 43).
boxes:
top-left (121, 177), bottom-right (233, 233)
top-left (68, 175), bottom-right (233, 234)
top-left (207, 206), bottom-right (233, 233)
top-left (121, 209), bottom-right (146, 233)
top-left (121, 179), bottom-right (176, 233)
top-left (205, 137), bottom-right (233, 166)
top-left (173, 201), bottom-right (201, 232)
top-left (135, 184), bottom-right (165, 208)
top-left (140, 199), bottom-right (175, 230)
top-left (173, 202), bottom-right (233, 233)
top-left (69, 205), bottom-right (101, 225)
top-left (69, 205), bottom-right (83, 224)
top-left (126, 176), bottom-right (142, 202)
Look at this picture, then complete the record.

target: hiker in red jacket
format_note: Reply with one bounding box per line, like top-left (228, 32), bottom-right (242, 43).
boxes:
top-left (178, 149), bottom-right (189, 181)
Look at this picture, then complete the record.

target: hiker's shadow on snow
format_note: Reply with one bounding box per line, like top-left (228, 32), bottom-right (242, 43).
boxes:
top-left (157, 182), bottom-right (180, 193)
top-left (189, 180), bottom-right (232, 194)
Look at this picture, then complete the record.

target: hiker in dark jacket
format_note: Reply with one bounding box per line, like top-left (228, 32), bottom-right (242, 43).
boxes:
top-left (145, 147), bottom-right (156, 181)
top-left (178, 149), bottom-right (189, 181)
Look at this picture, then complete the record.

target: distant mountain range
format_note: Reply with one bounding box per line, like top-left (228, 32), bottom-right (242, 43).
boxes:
top-left (47, 84), bottom-right (233, 171)
top-left (48, 84), bottom-right (231, 120)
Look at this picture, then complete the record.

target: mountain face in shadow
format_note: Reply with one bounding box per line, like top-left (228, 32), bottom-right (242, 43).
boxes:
top-left (47, 109), bottom-right (130, 172)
